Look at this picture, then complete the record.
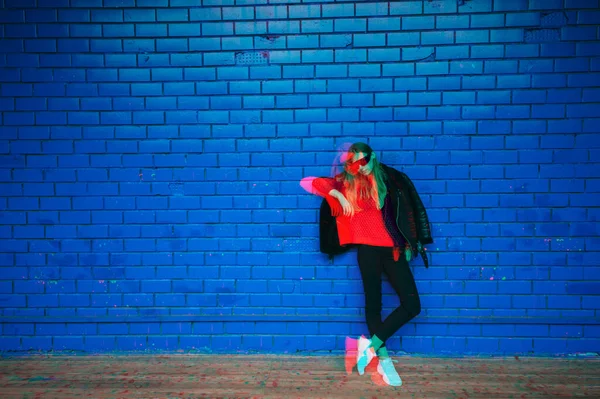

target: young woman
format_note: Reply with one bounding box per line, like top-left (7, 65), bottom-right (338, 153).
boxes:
top-left (300, 142), bottom-right (433, 386)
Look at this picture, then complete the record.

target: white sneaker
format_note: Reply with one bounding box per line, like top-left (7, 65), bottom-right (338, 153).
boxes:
top-left (356, 335), bottom-right (377, 375)
top-left (377, 357), bottom-right (402, 386)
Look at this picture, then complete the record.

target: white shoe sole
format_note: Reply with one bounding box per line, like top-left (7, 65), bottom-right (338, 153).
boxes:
top-left (377, 363), bottom-right (403, 387)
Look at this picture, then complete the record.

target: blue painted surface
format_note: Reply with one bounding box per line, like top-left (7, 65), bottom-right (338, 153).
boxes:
top-left (0, 0), bottom-right (599, 355)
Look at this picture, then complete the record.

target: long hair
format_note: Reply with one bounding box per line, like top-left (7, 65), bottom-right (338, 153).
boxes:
top-left (334, 142), bottom-right (388, 211)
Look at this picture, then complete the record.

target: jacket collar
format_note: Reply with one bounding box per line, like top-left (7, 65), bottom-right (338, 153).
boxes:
top-left (381, 163), bottom-right (401, 189)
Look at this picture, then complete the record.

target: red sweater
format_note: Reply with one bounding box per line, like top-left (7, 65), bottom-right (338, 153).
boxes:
top-left (309, 176), bottom-right (401, 259)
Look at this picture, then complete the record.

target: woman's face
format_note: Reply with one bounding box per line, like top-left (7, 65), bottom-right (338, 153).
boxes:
top-left (345, 151), bottom-right (373, 176)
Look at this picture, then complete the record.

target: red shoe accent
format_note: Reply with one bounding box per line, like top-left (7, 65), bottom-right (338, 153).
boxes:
top-left (365, 357), bottom-right (389, 387)
top-left (368, 357), bottom-right (388, 386)
top-left (344, 336), bottom-right (358, 375)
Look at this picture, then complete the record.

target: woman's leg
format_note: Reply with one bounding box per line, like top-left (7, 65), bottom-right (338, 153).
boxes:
top-left (373, 248), bottom-right (422, 344)
top-left (356, 245), bottom-right (386, 348)
top-left (377, 346), bottom-right (389, 358)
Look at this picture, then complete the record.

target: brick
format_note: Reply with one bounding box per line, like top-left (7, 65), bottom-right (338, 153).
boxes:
top-left (104, 0), bottom-right (135, 5)
top-left (542, 43), bottom-right (576, 57)
top-left (507, 12), bottom-right (541, 27)
top-left (302, 50), bottom-right (334, 64)
top-left (0, 40), bottom-right (23, 55)
top-left (361, 107), bottom-right (393, 121)
top-left (548, 88), bottom-right (584, 104)
top-left (70, 24), bottom-right (102, 37)
top-left (507, 44), bottom-right (540, 58)
top-left (368, 17), bottom-right (401, 31)
top-left (268, 21), bottom-right (300, 35)
top-left (402, 47), bottom-right (435, 61)
top-left (0, 9), bottom-right (25, 23)
top-left (477, 91), bottom-right (511, 105)
top-left (356, 3), bottom-right (388, 17)
top-left (577, 10), bottom-right (600, 25)
top-left (6, 24), bottom-right (36, 38)
top-left (444, 92), bottom-right (475, 105)
top-left (556, 58), bottom-right (590, 73)
top-left (565, 0), bottom-right (600, 8)
top-left (84, 336), bottom-right (116, 351)
top-left (402, 16), bottom-right (434, 30)
top-left (472, 45), bottom-right (504, 59)
top-left (428, 105), bottom-right (460, 120)
top-left (389, 1), bottom-right (422, 15)
top-left (436, 16), bottom-right (471, 31)
top-left (392, 105), bottom-right (425, 121)
top-left (289, 5), bottom-right (321, 19)
top-left (497, 75), bottom-right (531, 89)
top-left (25, 39), bottom-right (57, 53)
top-left (322, 4), bottom-right (354, 18)
top-left (529, 0), bottom-right (563, 9)
top-left (270, 50), bottom-right (301, 64)
top-left (6, 55), bottom-right (38, 68)
top-left (1, 83), bottom-right (32, 97)
top-left (368, 48), bottom-right (401, 62)
top-left (450, 60), bottom-right (482, 74)
top-left (416, 61), bottom-right (449, 75)
top-left (39, 55), bottom-right (71, 68)
top-left (153, 9), bottom-right (187, 23)
top-left (339, 94), bottom-right (370, 107)
top-left (408, 122), bottom-right (440, 137)
top-left (491, 29), bottom-right (524, 43)
top-left (519, 60), bottom-right (554, 73)
top-left (421, 31), bottom-right (454, 45)
top-left (470, 14), bottom-right (503, 28)
top-left (360, 78), bottom-right (392, 91)
top-left (255, 6), bottom-right (287, 20)
top-left (409, 92), bottom-right (441, 106)
top-left (562, 26), bottom-right (598, 41)
top-left (157, 38), bottom-right (190, 52)
top-left (569, 73), bottom-right (600, 88)
top-left (333, 19), bottom-right (366, 33)
top-left (287, 34), bottom-right (319, 49)
top-left (374, 93), bottom-right (407, 107)
top-left (91, 9), bottom-right (123, 22)
top-left (302, 20), bottom-right (333, 33)
top-left (388, 32), bottom-right (420, 46)
top-left (26, 9), bottom-right (57, 23)
top-left (435, 45), bottom-right (469, 60)
top-left (70, 0), bottom-right (101, 6)
top-left (136, 0), bottom-right (168, 6)
top-left (202, 22), bottom-right (234, 36)
top-left (354, 33), bottom-right (386, 48)
top-left (22, 337), bottom-right (53, 351)
top-left (568, 104), bottom-right (600, 118)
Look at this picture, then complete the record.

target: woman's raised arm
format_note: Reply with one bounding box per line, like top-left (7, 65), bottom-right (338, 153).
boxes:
top-left (299, 176), bottom-right (338, 197)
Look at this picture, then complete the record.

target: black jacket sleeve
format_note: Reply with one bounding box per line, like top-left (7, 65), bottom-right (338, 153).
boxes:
top-left (399, 171), bottom-right (433, 245)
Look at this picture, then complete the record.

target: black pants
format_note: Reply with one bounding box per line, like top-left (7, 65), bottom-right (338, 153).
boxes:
top-left (357, 245), bottom-right (421, 348)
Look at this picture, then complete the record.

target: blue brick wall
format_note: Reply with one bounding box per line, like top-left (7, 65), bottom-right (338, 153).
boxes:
top-left (0, 0), bottom-right (599, 355)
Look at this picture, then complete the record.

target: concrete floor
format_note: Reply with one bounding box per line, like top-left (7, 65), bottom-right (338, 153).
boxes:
top-left (0, 353), bottom-right (599, 398)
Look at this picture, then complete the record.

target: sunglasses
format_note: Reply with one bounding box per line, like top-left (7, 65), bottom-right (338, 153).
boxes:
top-left (345, 153), bottom-right (372, 168)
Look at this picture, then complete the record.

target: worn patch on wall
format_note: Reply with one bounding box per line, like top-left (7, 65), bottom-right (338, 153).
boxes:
top-left (540, 11), bottom-right (569, 27)
top-left (525, 28), bottom-right (561, 43)
top-left (235, 51), bottom-right (270, 65)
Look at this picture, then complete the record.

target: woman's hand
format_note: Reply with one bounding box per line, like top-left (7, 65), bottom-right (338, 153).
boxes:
top-left (325, 195), bottom-right (343, 217)
top-left (338, 195), bottom-right (355, 217)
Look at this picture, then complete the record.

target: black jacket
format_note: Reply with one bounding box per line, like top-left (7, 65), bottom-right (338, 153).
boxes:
top-left (319, 163), bottom-right (433, 267)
